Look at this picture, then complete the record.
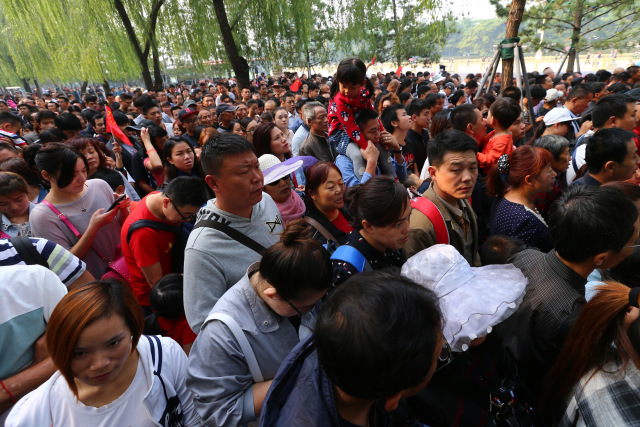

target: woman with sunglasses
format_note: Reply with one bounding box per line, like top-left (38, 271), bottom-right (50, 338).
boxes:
top-left (187, 219), bottom-right (332, 427)
top-left (258, 155), bottom-right (306, 226)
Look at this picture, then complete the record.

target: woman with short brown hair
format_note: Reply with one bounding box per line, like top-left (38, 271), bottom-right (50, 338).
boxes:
top-left (6, 280), bottom-right (200, 426)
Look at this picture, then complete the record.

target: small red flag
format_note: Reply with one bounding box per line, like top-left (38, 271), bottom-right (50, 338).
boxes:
top-left (104, 106), bottom-right (132, 146)
top-left (371, 54), bottom-right (376, 66)
top-left (396, 65), bottom-right (402, 76)
top-left (289, 78), bottom-right (302, 92)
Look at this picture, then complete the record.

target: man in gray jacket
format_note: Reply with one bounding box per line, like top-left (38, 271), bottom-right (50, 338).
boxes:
top-left (183, 134), bottom-right (283, 332)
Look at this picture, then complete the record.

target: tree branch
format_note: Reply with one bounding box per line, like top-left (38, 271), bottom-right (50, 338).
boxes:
top-left (142, 0), bottom-right (165, 60)
top-left (229, 0), bottom-right (252, 32)
top-left (581, 12), bottom-right (636, 35)
top-left (544, 16), bottom-right (577, 29)
top-left (112, 0), bottom-right (145, 61)
top-left (581, 7), bottom-right (619, 27)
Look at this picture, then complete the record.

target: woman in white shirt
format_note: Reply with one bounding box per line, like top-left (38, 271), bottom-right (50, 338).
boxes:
top-left (6, 280), bottom-right (200, 427)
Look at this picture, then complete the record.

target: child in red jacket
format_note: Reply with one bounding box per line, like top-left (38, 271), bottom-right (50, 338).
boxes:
top-left (478, 98), bottom-right (521, 174)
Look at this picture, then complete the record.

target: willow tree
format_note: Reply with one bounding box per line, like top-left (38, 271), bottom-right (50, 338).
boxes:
top-left (332, 0), bottom-right (455, 68)
top-left (1, 0), bottom-right (162, 90)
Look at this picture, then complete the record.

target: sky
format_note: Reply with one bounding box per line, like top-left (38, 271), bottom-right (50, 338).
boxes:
top-left (446, 0), bottom-right (499, 20)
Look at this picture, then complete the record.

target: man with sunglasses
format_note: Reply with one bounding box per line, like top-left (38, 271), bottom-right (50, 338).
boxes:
top-left (121, 176), bottom-right (209, 315)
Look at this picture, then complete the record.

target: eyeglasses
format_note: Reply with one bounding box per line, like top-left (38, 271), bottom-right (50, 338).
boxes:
top-left (623, 244), bottom-right (640, 249)
top-left (280, 294), bottom-right (315, 317)
top-left (167, 195), bottom-right (197, 221)
top-left (266, 175), bottom-right (291, 186)
top-left (436, 338), bottom-right (453, 372)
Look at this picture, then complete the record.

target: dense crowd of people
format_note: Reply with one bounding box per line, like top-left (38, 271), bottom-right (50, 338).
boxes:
top-left (2, 56), bottom-right (640, 426)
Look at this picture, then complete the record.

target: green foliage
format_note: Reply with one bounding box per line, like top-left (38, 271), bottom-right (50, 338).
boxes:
top-left (441, 18), bottom-right (506, 57)
top-left (0, 0), bottom-right (455, 86)
top-left (332, 0), bottom-right (455, 66)
top-left (519, 0), bottom-right (640, 54)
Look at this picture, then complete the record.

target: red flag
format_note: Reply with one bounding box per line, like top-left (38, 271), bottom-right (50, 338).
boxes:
top-left (396, 65), bottom-right (402, 76)
top-left (104, 105), bottom-right (132, 146)
top-left (371, 54), bottom-right (376, 65)
top-left (289, 78), bottom-right (302, 92)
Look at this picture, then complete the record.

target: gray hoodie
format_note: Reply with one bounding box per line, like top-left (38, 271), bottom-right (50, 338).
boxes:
top-left (184, 193), bottom-right (283, 332)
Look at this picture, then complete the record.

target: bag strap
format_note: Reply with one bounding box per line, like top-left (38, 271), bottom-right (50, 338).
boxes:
top-left (330, 245), bottom-right (372, 273)
top-left (42, 200), bottom-right (113, 264)
top-left (41, 200), bottom-right (82, 238)
top-left (410, 196), bottom-right (449, 245)
top-left (571, 134), bottom-right (589, 174)
top-left (304, 216), bottom-right (339, 244)
top-left (126, 219), bottom-right (181, 245)
top-left (10, 236), bottom-right (49, 268)
top-left (208, 312), bottom-right (264, 383)
top-left (194, 218), bottom-right (267, 256)
top-left (145, 335), bottom-right (172, 403)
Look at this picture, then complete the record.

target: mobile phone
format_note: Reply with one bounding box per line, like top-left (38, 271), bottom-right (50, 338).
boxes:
top-left (107, 194), bottom-right (127, 212)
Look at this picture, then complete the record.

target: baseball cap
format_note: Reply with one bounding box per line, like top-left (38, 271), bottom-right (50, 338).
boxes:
top-left (178, 107), bottom-right (199, 121)
top-left (544, 88), bottom-right (564, 102)
top-left (215, 103), bottom-right (238, 116)
top-left (432, 74), bottom-right (445, 84)
top-left (183, 100), bottom-right (197, 109)
top-left (543, 107), bottom-right (580, 126)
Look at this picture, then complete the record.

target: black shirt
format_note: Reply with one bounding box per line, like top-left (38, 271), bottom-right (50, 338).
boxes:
top-left (404, 128), bottom-right (429, 173)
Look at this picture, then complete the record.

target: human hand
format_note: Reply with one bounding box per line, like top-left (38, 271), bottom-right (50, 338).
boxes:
top-left (380, 130), bottom-right (399, 150)
top-left (579, 120), bottom-right (593, 134)
top-left (140, 127), bottom-right (151, 145)
top-left (88, 207), bottom-right (119, 230)
top-left (104, 156), bottom-right (116, 169)
top-left (113, 193), bottom-right (130, 211)
top-left (112, 140), bottom-right (122, 156)
top-left (360, 141), bottom-right (380, 164)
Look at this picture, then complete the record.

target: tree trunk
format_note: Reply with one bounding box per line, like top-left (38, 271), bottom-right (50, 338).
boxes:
top-left (501, 0), bottom-right (526, 94)
top-left (21, 78), bottom-right (32, 94)
top-left (392, 0), bottom-right (401, 68)
top-left (152, 44), bottom-right (163, 91)
top-left (113, 0), bottom-right (159, 91)
top-left (103, 80), bottom-right (111, 94)
top-left (33, 79), bottom-right (42, 96)
top-left (566, 0), bottom-right (584, 73)
top-left (81, 80), bottom-right (88, 95)
top-left (211, 0), bottom-right (250, 91)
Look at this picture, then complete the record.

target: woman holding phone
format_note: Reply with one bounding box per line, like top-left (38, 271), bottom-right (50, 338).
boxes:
top-left (29, 143), bottom-right (130, 278)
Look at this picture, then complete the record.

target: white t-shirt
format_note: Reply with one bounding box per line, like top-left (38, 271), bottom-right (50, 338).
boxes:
top-left (49, 357), bottom-right (152, 426)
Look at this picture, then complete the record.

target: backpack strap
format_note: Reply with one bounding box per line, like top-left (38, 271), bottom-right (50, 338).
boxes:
top-left (410, 197), bottom-right (449, 245)
top-left (330, 245), bottom-right (372, 273)
top-left (572, 134), bottom-right (588, 174)
top-left (207, 313), bottom-right (264, 383)
top-left (304, 216), bottom-right (339, 244)
top-left (194, 218), bottom-right (267, 256)
top-left (126, 219), bottom-right (181, 245)
top-left (10, 236), bottom-right (49, 268)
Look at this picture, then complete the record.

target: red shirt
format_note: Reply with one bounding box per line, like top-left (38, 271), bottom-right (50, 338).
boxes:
top-left (157, 315), bottom-right (197, 346)
top-left (477, 131), bottom-right (514, 174)
top-left (331, 211), bottom-right (354, 234)
top-left (121, 193), bottom-right (177, 306)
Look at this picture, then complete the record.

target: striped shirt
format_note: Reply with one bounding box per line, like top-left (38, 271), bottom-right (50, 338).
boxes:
top-left (0, 237), bottom-right (86, 286)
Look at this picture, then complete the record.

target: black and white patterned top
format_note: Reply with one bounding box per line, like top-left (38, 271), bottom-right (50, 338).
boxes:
top-left (332, 230), bottom-right (405, 287)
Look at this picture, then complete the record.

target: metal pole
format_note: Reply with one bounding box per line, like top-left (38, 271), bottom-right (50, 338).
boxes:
top-left (514, 44), bottom-right (524, 111)
top-left (486, 51), bottom-right (500, 98)
top-left (477, 49), bottom-right (500, 97)
top-left (519, 45), bottom-right (537, 134)
top-left (556, 51), bottom-right (569, 76)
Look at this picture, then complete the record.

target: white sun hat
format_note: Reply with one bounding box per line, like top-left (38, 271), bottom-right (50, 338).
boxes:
top-left (401, 244), bottom-right (528, 352)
